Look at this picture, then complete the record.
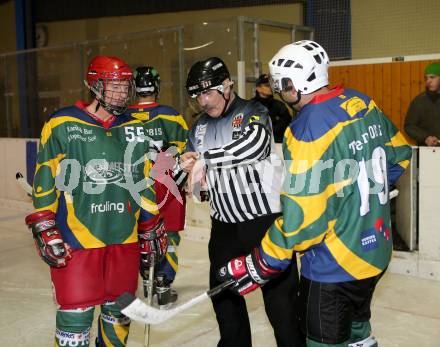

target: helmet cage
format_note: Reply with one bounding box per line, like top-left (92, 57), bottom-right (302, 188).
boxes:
top-left (85, 56), bottom-right (134, 115)
top-left (90, 77), bottom-right (134, 115)
top-left (268, 74), bottom-right (293, 94)
top-left (268, 40), bottom-right (329, 95)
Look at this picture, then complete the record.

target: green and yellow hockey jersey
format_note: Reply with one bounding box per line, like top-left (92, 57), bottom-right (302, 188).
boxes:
top-left (126, 102), bottom-right (189, 192)
top-left (126, 102), bottom-right (188, 154)
top-left (33, 101), bottom-right (158, 250)
top-left (260, 87), bottom-right (412, 282)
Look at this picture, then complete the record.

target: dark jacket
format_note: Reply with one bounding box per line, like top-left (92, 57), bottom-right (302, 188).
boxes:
top-left (404, 91), bottom-right (440, 145)
top-left (253, 95), bottom-right (292, 143)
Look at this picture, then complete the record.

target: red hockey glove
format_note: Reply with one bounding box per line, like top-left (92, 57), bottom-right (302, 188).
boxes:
top-left (138, 216), bottom-right (168, 271)
top-left (25, 210), bottom-right (72, 267)
top-left (217, 247), bottom-right (280, 296)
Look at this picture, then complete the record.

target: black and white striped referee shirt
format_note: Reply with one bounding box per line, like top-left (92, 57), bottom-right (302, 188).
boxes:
top-left (187, 94), bottom-right (283, 223)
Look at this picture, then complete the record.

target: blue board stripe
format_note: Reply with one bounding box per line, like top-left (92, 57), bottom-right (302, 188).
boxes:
top-left (26, 140), bottom-right (37, 185)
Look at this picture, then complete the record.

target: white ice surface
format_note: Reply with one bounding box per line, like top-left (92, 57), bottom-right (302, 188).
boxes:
top-left (0, 205), bottom-right (440, 346)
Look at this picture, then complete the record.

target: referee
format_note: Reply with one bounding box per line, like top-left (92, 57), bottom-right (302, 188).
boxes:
top-left (181, 57), bottom-right (304, 347)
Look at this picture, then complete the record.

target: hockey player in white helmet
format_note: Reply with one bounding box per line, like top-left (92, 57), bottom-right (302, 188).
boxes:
top-left (268, 40), bottom-right (330, 109)
top-left (217, 40), bottom-right (412, 347)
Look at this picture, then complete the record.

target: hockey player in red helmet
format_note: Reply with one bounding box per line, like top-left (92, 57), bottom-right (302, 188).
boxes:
top-left (25, 55), bottom-right (165, 346)
top-left (85, 55), bottom-right (134, 117)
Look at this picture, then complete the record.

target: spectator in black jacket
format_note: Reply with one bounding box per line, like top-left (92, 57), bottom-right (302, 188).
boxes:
top-left (253, 74), bottom-right (292, 143)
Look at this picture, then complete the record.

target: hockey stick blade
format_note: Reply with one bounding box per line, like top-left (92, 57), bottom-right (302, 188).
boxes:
top-left (116, 279), bottom-right (235, 325)
top-left (16, 172), bottom-right (32, 196)
top-left (389, 189), bottom-right (399, 200)
top-left (117, 292), bottom-right (137, 309)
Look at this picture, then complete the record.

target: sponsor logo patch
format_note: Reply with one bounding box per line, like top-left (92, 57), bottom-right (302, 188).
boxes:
top-left (38, 220), bottom-right (55, 229)
top-left (219, 266), bottom-right (227, 276)
top-left (201, 80), bottom-right (212, 89)
top-left (234, 259), bottom-right (243, 269)
top-left (232, 113), bottom-right (244, 139)
top-left (195, 123), bottom-right (207, 148)
top-left (232, 131), bottom-right (241, 140)
top-left (91, 201), bottom-right (125, 214)
top-left (232, 113), bottom-right (244, 128)
top-left (212, 62), bottom-right (223, 71)
top-left (340, 96), bottom-right (367, 118)
top-left (249, 115), bottom-right (260, 124)
top-left (374, 217), bottom-right (391, 241)
top-left (360, 228), bottom-right (379, 252)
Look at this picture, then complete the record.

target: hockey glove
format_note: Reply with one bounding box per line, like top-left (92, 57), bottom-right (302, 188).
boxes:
top-left (138, 216), bottom-right (168, 271)
top-left (25, 210), bottom-right (72, 267)
top-left (217, 247), bottom-right (280, 296)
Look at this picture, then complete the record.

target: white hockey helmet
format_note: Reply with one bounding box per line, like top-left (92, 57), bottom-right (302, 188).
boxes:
top-left (268, 40), bottom-right (329, 95)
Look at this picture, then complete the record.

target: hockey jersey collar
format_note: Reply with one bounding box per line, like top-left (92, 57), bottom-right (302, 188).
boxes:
top-left (75, 100), bottom-right (116, 129)
top-left (309, 86), bottom-right (344, 104)
top-left (129, 102), bottom-right (160, 109)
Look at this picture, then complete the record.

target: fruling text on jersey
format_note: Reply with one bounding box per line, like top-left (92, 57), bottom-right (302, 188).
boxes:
top-left (91, 202), bottom-right (125, 214)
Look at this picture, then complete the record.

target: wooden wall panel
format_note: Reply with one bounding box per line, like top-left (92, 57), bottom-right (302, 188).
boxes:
top-left (410, 62), bottom-right (421, 100)
top-left (373, 64), bottom-right (383, 108)
top-left (391, 63), bottom-right (401, 127)
top-left (400, 63), bottom-right (411, 131)
top-left (365, 64), bottom-right (374, 97)
top-left (382, 63), bottom-right (392, 123)
top-left (329, 59), bottom-right (440, 142)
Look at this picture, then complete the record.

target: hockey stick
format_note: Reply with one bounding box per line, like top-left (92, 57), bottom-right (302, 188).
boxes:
top-left (116, 279), bottom-right (235, 325)
top-left (143, 254), bottom-right (155, 347)
top-left (16, 172), bottom-right (32, 196)
top-left (389, 189), bottom-right (399, 200)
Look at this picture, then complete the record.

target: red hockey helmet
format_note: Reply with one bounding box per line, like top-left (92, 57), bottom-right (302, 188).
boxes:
top-left (85, 55), bottom-right (134, 115)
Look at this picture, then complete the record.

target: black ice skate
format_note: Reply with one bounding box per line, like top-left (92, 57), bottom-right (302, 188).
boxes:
top-left (155, 272), bottom-right (178, 309)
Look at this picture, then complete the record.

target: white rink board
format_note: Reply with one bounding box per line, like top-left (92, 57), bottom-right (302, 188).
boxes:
top-left (419, 148), bottom-right (440, 263)
top-left (0, 138), bottom-right (38, 203)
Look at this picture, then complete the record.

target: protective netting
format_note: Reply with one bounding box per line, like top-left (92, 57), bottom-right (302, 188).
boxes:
top-left (0, 28), bottom-right (185, 138)
top-left (306, 0), bottom-right (351, 61)
top-left (0, 18), bottom-right (312, 137)
top-left (350, 0), bottom-right (440, 59)
top-left (309, 0), bottom-right (440, 60)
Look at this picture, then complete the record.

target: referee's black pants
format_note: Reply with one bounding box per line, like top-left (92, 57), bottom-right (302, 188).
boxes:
top-left (209, 214), bottom-right (305, 347)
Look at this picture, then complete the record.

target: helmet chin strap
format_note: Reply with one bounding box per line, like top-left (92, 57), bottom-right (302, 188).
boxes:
top-left (218, 92), bottom-right (231, 116)
top-left (217, 81), bottom-right (234, 117)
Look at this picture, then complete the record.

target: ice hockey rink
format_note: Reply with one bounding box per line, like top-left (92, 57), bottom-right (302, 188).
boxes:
top-left (1, 200), bottom-right (440, 347)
